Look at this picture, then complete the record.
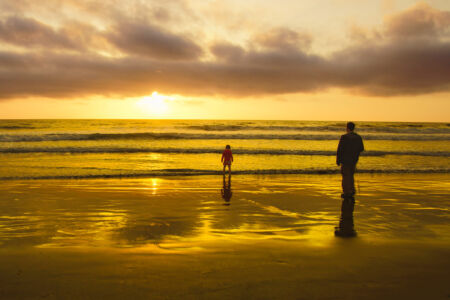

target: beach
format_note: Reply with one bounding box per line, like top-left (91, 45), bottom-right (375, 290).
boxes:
top-left (2, 0), bottom-right (450, 297)
top-left (0, 174), bottom-right (449, 299)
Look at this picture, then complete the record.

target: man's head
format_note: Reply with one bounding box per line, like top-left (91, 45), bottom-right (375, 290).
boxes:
top-left (346, 122), bottom-right (355, 132)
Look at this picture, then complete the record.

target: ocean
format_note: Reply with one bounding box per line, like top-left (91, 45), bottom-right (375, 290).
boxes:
top-left (0, 119), bottom-right (449, 179)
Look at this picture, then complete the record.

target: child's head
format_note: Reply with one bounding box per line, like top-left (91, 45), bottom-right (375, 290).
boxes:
top-left (225, 145), bottom-right (231, 149)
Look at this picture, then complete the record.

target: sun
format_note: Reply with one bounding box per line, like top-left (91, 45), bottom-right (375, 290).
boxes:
top-left (137, 92), bottom-right (173, 115)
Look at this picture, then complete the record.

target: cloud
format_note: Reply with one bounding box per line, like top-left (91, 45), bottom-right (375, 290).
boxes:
top-left (0, 2), bottom-right (449, 99)
top-left (0, 50), bottom-right (329, 99)
top-left (331, 40), bottom-right (450, 95)
top-left (252, 27), bottom-right (312, 51)
top-left (0, 16), bottom-right (113, 54)
top-left (384, 2), bottom-right (450, 38)
top-left (0, 16), bottom-right (80, 50)
top-left (0, 14), bottom-right (202, 59)
top-left (4, 36), bottom-right (447, 100)
top-left (106, 21), bottom-right (203, 60)
top-left (210, 43), bottom-right (245, 62)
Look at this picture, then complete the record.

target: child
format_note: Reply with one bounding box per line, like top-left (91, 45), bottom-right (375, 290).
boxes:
top-left (221, 145), bottom-right (233, 174)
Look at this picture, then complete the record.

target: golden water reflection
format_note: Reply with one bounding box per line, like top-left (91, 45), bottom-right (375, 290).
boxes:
top-left (0, 174), bottom-right (449, 252)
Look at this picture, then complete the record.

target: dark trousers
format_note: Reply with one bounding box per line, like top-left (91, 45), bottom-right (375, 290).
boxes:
top-left (341, 164), bottom-right (356, 195)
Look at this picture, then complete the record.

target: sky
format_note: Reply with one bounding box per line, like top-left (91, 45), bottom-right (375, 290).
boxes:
top-left (0, 0), bottom-right (449, 121)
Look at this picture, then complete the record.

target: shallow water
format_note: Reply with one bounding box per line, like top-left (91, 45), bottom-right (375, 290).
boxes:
top-left (0, 174), bottom-right (448, 250)
top-left (0, 120), bottom-right (449, 179)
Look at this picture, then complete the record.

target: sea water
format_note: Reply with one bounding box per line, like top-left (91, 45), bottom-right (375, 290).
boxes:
top-left (0, 119), bottom-right (449, 179)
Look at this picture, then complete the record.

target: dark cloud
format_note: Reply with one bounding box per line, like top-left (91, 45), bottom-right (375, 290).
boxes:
top-left (2, 35), bottom-right (447, 100)
top-left (0, 50), bottom-right (328, 99)
top-left (0, 14), bottom-right (201, 60)
top-left (0, 3), bottom-right (449, 99)
top-left (0, 51), bottom-right (32, 68)
top-left (331, 40), bottom-right (450, 95)
top-left (106, 22), bottom-right (203, 60)
top-left (0, 16), bottom-right (80, 50)
top-left (210, 43), bottom-right (245, 62)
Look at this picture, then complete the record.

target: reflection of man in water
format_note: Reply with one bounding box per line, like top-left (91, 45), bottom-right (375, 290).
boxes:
top-left (221, 174), bottom-right (232, 206)
top-left (337, 122), bottom-right (364, 198)
top-left (335, 197), bottom-right (357, 237)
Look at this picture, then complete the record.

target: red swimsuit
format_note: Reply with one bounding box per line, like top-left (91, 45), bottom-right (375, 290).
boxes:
top-left (222, 149), bottom-right (233, 166)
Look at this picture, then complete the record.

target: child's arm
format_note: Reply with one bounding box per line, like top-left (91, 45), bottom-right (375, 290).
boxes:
top-left (221, 152), bottom-right (224, 162)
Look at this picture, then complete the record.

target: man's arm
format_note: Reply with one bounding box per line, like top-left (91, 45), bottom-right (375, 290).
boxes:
top-left (336, 136), bottom-right (343, 166)
top-left (359, 136), bottom-right (364, 153)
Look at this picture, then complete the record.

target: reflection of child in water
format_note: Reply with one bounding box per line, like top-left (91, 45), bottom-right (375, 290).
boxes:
top-left (221, 145), bottom-right (233, 174)
top-left (221, 174), bottom-right (232, 205)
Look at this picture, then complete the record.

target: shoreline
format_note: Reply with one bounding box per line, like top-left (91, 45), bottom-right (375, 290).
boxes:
top-left (1, 168), bottom-right (449, 180)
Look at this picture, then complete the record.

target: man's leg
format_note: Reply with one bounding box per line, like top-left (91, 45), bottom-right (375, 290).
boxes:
top-left (341, 164), bottom-right (356, 196)
top-left (349, 164), bottom-right (355, 195)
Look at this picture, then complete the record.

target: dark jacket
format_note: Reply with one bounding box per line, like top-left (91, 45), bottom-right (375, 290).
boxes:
top-left (337, 132), bottom-right (364, 165)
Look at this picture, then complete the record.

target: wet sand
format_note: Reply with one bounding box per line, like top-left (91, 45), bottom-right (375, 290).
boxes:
top-left (0, 174), bottom-right (449, 299)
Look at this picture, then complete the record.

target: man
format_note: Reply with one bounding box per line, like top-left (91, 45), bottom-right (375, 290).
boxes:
top-left (336, 122), bottom-right (364, 198)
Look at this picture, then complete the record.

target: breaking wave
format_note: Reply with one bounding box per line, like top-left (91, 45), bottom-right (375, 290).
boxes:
top-left (0, 126), bottom-right (37, 130)
top-left (1, 132), bottom-right (449, 142)
top-left (1, 147), bottom-right (449, 157)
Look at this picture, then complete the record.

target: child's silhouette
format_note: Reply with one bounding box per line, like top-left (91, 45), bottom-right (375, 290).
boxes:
top-left (221, 145), bottom-right (233, 174)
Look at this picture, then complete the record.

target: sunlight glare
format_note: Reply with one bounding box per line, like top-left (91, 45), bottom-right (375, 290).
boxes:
top-left (137, 92), bottom-right (174, 115)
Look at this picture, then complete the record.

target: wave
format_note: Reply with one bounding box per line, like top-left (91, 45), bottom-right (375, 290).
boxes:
top-left (1, 168), bottom-right (448, 180)
top-left (0, 125), bottom-right (36, 130)
top-left (1, 147), bottom-right (449, 157)
top-left (182, 124), bottom-right (450, 134)
top-left (1, 121), bottom-right (449, 134)
top-left (1, 132), bottom-right (449, 142)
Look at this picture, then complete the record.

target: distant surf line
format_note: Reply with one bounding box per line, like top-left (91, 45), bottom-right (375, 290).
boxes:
top-left (181, 124), bottom-right (450, 134)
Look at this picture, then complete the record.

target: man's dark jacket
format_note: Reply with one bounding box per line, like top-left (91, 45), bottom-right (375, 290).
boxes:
top-left (337, 132), bottom-right (364, 165)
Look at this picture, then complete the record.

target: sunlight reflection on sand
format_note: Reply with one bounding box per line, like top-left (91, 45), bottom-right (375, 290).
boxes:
top-left (1, 174), bottom-right (449, 253)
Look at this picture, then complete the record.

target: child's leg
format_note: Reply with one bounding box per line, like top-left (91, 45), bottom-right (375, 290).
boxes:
top-left (228, 164), bottom-right (231, 174)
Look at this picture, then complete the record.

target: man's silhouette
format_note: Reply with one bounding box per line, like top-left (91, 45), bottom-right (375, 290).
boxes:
top-left (336, 122), bottom-right (364, 198)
